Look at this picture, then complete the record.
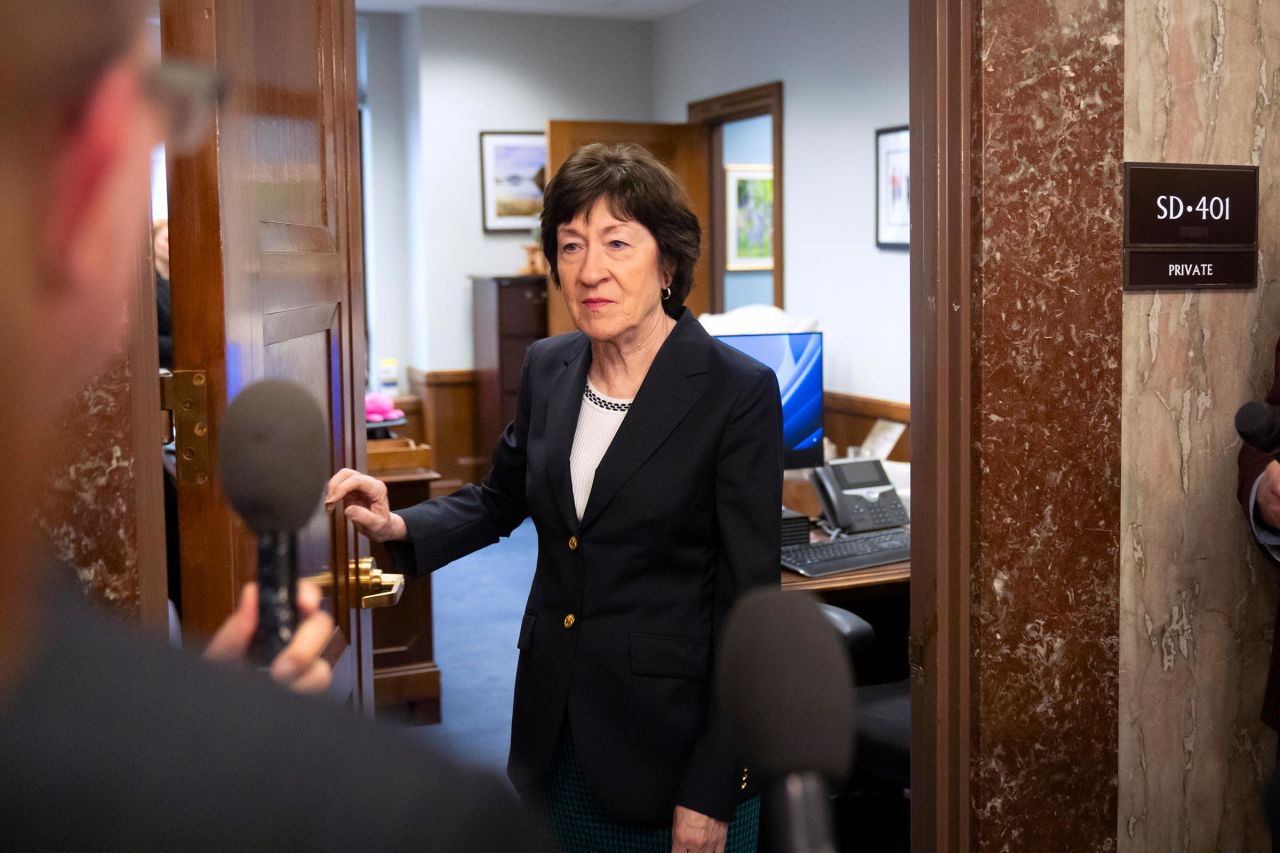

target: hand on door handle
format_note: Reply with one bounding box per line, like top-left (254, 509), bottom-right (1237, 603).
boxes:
top-left (203, 579), bottom-right (334, 694)
top-left (324, 468), bottom-right (408, 543)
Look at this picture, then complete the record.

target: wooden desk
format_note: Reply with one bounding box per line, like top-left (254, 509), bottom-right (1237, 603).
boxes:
top-left (781, 560), bottom-right (909, 593)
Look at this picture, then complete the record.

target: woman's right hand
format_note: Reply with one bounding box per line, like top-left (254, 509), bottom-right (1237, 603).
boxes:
top-left (325, 468), bottom-right (408, 543)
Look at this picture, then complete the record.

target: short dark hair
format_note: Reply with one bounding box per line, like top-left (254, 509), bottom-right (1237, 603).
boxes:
top-left (540, 143), bottom-right (701, 318)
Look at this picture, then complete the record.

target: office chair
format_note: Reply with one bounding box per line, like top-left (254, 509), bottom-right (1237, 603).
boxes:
top-left (818, 605), bottom-right (911, 793)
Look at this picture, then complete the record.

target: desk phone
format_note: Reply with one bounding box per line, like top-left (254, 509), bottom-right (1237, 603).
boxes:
top-left (811, 458), bottom-right (910, 533)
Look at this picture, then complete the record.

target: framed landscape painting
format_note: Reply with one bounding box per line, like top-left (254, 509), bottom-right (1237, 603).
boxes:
top-left (726, 164), bottom-right (774, 271)
top-left (480, 131), bottom-right (547, 233)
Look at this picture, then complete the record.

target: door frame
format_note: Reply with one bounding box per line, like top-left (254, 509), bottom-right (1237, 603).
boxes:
top-left (687, 82), bottom-right (784, 314)
top-left (909, 0), bottom-right (973, 849)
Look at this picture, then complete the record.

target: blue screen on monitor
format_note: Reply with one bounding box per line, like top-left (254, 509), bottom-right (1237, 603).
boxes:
top-left (715, 332), bottom-right (823, 469)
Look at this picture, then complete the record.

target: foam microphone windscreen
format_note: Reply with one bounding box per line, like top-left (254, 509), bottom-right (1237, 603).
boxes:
top-left (219, 380), bottom-right (329, 534)
top-left (716, 588), bottom-right (855, 781)
top-left (1236, 401), bottom-right (1280, 454)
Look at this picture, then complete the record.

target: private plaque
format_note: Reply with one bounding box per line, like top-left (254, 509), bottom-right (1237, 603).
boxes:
top-left (1124, 162), bottom-right (1258, 291)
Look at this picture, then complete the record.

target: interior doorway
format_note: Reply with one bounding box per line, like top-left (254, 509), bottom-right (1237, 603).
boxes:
top-left (687, 82), bottom-right (784, 314)
top-left (351, 2), bottom-right (921, 847)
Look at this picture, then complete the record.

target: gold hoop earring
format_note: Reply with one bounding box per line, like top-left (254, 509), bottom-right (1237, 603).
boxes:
top-left (662, 286), bottom-right (672, 301)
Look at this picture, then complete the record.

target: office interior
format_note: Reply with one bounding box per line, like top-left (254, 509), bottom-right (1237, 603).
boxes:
top-left (348, 1), bottom-right (914, 846)
top-left (45, 0), bottom-right (1280, 850)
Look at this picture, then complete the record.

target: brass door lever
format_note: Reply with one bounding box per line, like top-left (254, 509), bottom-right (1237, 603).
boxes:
top-left (303, 556), bottom-right (404, 609)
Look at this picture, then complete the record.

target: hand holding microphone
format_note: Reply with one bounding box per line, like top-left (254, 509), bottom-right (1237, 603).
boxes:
top-left (203, 579), bottom-right (333, 693)
top-left (219, 380), bottom-right (331, 669)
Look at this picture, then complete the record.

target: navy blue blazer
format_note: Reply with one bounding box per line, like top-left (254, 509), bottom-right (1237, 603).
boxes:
top-left (389, 309), bottom-right (782, 823)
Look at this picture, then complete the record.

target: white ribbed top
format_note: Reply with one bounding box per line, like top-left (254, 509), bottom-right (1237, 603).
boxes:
top-left (569, 379), bottom-right (632, 521)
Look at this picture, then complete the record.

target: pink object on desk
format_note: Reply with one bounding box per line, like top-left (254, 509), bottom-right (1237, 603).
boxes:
top-left (365, 392), bottom-right (403, 422)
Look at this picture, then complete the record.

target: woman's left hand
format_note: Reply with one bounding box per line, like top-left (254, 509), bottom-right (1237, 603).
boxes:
top-left (670, 805), bottom-right (727, 853)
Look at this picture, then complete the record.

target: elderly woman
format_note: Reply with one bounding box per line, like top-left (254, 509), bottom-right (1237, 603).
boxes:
top-left (327, 143), bottom-right (781, 853)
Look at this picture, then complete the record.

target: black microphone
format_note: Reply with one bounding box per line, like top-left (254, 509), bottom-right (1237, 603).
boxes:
top-left (1236, 400), bottom-right (1280, 455)
top-left (218, 380), bottom-right (329, 666)
top-left (716, 588), bottom-right (855, 853)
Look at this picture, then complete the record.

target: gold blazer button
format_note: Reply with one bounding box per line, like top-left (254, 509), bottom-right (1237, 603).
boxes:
top-left (563, 613), bottom-right (576, 629)
top-left (568, 536), bottom-right (579, 551)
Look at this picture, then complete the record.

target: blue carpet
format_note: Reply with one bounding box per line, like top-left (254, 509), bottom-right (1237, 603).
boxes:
top-left (410, 518), bottom-right (538, 783)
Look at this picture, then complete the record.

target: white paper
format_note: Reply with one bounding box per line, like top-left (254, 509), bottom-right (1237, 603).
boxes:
top-left (860, 418), bottom-right (906, 460)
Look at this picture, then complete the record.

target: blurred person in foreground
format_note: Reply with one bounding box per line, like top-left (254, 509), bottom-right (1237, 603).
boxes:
top-left (328, 143), bottom-right (783, 853)
top-left (1238, 338), bottom-right (1280, 852)
top-left (0, 2), bottom-right (550, 850)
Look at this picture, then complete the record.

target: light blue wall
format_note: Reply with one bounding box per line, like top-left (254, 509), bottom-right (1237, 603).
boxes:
top-left (361, 13), bottom-right (411, 389)
top-left (413, 9), bottom-right (655, 371)
top-left (360, 9), bottom-right (654, 373)
top-left (654, 0), bottom-right (911, 401)
top-left (722, 114), bottom-right (774, 311)
top-left (360, 0), bottom-right (910, 400)
top-left (724, 113), bottom-right (772, 162)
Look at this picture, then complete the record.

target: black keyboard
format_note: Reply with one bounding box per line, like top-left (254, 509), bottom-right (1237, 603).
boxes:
top-left (781, 528), bottom-right (911, 577)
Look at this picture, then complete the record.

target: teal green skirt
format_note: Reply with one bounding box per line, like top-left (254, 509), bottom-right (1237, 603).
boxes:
top-left (543, 725), bottom-right (760, 853)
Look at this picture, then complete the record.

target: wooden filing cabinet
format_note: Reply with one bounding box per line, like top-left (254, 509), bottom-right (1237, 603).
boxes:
top-left (471, 275), bottom-right (548, 452)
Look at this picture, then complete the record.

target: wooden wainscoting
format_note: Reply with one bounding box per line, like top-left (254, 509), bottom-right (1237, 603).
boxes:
top-left (823, 392), bottom-right (911, 462)
top-left (407, 368), bottom-right (483, 490)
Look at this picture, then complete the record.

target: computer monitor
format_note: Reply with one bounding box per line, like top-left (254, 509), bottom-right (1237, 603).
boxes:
top-left (715, 332), bottom-right (823, 470)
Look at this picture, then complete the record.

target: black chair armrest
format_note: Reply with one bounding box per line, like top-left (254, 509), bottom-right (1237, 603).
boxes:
top-left (818, 604), bottom-right (876, 654)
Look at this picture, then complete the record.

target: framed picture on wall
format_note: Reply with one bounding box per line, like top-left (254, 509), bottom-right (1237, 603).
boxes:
top-left (726, 164), bottom-right (775, 271)
top-left (876, 125), bottom-right (910, 249)
top-left (479, 131), bottom-right (547, 233)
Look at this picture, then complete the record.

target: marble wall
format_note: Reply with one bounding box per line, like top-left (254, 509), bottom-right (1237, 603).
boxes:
top-left (1121, 1), bottom-right (1280, 851)
top-left (35, 238), bottom-right (164, 626)
top-left (37, 352), bottom-right (143, 618)
top-left (970, 0), bottom-right (1124, 848)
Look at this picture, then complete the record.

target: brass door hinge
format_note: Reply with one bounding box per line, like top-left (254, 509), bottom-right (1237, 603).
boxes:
top-left (160, 369), bottom-right (211, 486)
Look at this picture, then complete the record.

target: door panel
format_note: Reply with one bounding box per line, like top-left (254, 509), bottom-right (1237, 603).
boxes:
top-left (263, 306), bottom-right (342, 608)
top-left (164, 0), bottom-right (372, 708)
top-left (545, 120), bottom-right (711, 336)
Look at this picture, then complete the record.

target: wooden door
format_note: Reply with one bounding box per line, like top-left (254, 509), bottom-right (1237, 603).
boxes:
top-left (545, 120), bottom-right (711, 336)
top-left (163, 0), bottom-right (374, 707)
